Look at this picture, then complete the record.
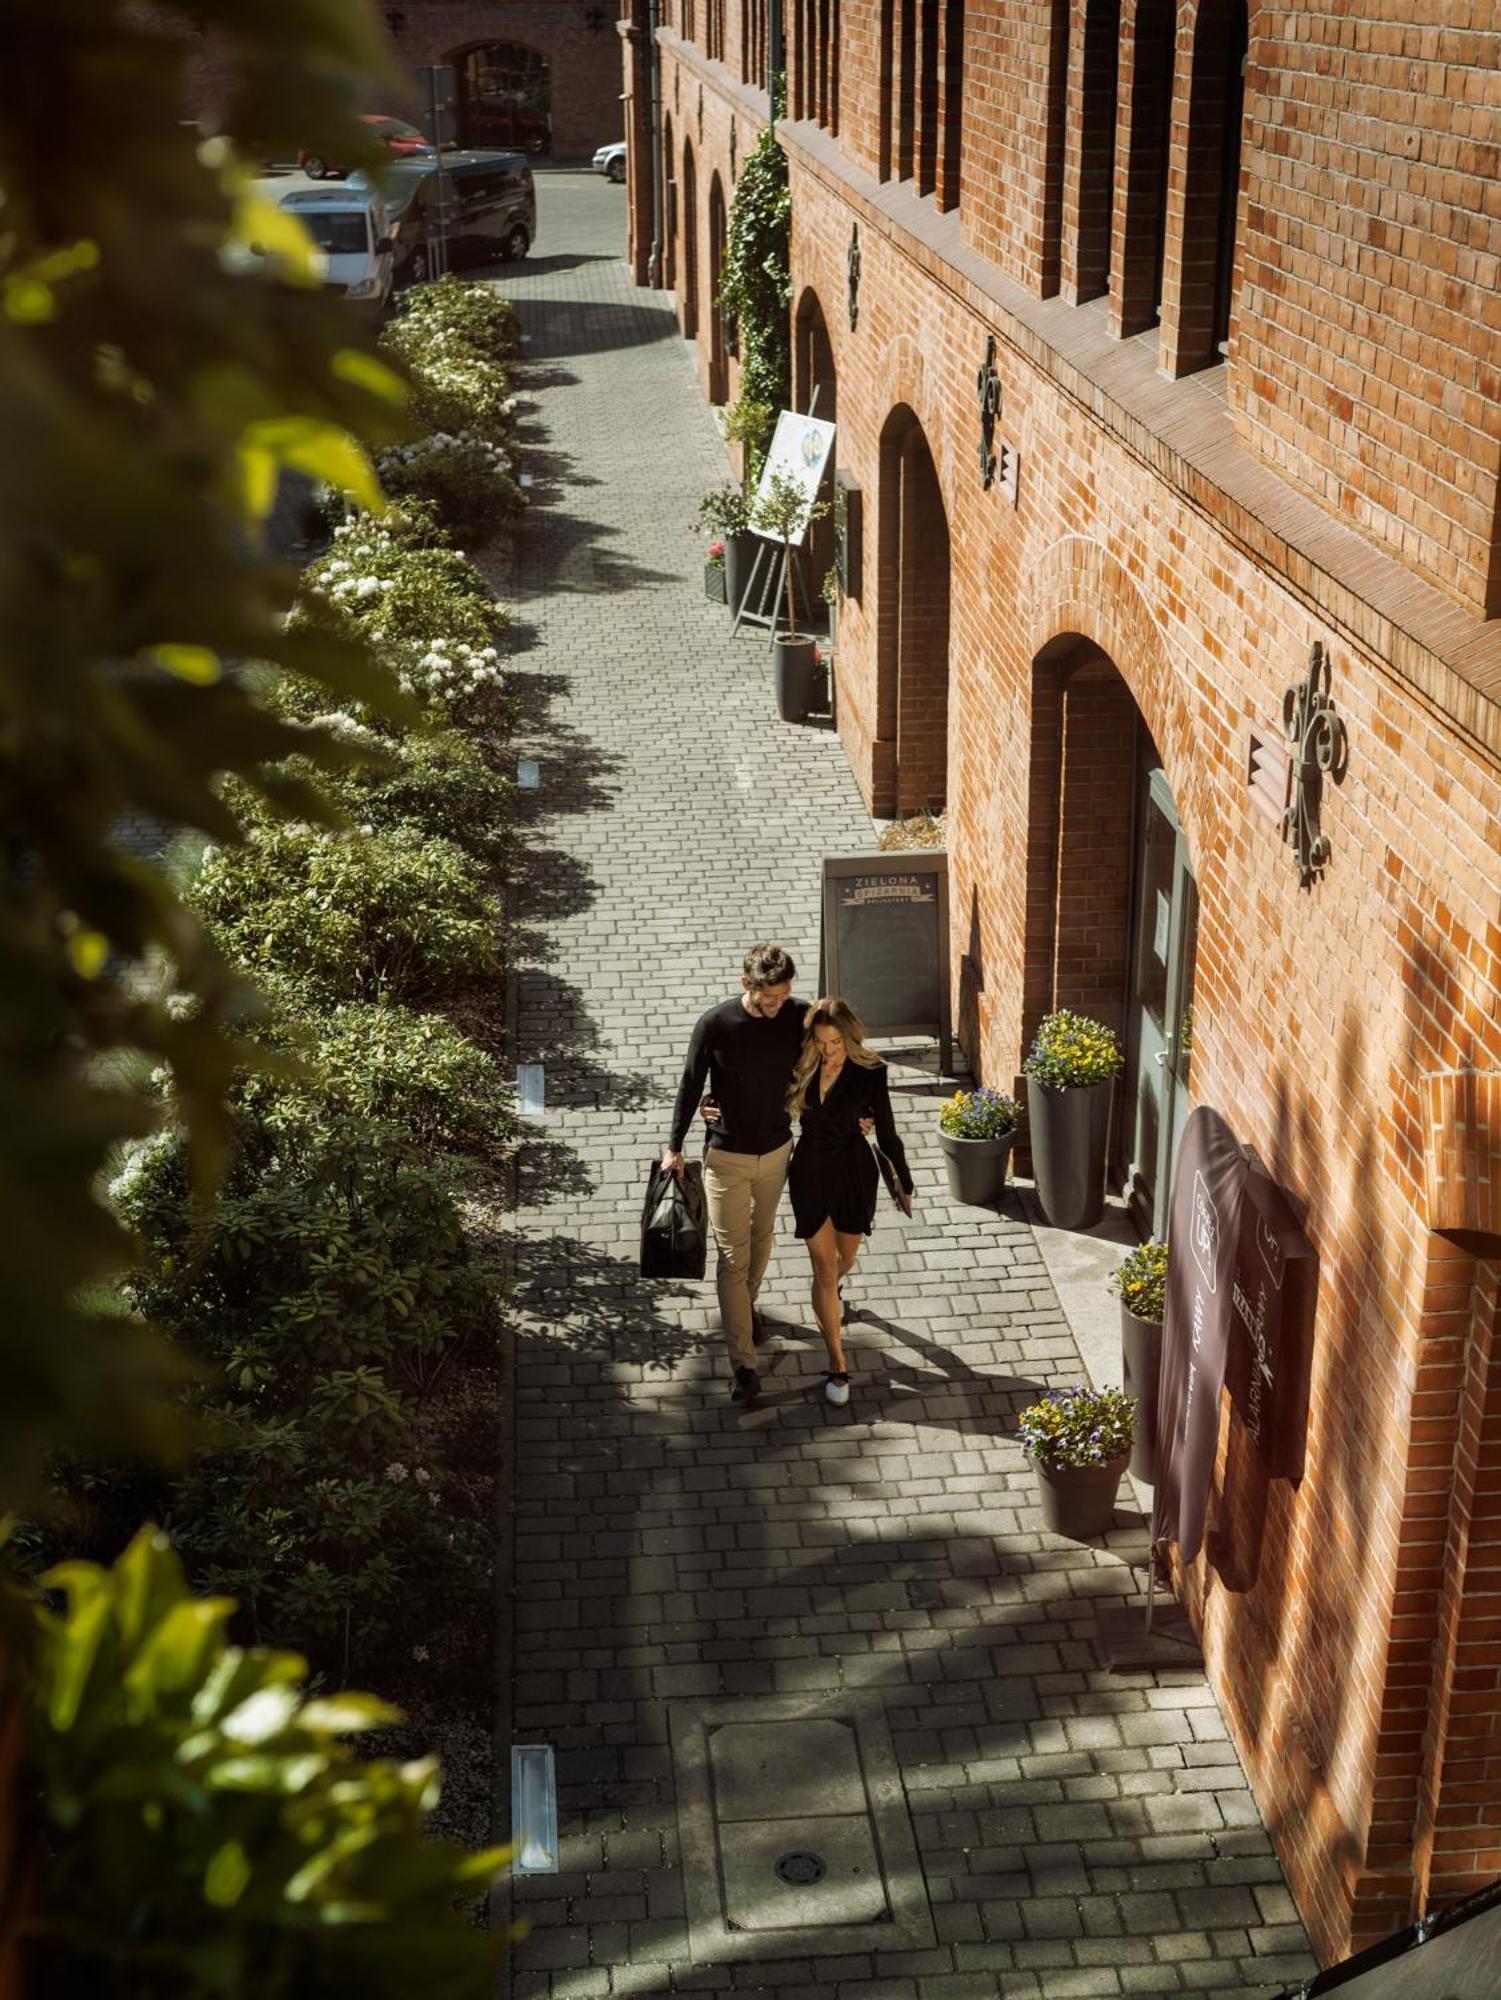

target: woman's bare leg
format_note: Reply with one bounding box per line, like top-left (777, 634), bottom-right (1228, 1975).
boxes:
top-left (806, 1221), bottom-right (845, 1374)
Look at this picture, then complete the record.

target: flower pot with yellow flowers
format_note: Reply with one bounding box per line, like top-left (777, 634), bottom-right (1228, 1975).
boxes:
top-left (938, 1087), bottom-right (1019, 1206)
top-left (1110, 1238), bottom-right (1168, 1481)
top-left (1022, 1009), bottom-right (1124, 1229)
top-left (1016, 1382), bottom-right (1135, 1538)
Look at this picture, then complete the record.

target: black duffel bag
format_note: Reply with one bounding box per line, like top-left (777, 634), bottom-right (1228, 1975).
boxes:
top-left (639, 1159), bottom-right (708, 1279)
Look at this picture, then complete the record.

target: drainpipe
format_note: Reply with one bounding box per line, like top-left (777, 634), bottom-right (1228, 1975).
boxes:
top-left (646, 0), bottom-right (663, 286)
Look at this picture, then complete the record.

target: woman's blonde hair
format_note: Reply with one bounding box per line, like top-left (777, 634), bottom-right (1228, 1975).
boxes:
top-left (786, 996), bottom-right (884, 1115)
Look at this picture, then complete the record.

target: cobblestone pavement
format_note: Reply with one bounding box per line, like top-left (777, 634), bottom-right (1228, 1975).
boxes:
top-left (498, 170), bottom-right (1315, 2000)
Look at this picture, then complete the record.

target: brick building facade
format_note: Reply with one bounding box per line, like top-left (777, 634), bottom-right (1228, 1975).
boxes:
top-left (620, 0), bottom-right (1501, 1968)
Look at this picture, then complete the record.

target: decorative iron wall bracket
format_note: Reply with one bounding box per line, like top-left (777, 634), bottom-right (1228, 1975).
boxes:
top-left (976, 334), bottom-right (1000, 489)
top-left (847, 223), bottom-right (861, 330)
top-left (1282, 641), bottom-right (1348, 886)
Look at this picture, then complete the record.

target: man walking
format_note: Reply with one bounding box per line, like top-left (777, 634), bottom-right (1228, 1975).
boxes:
top-left (662, 944), bottom-right (806, 1404)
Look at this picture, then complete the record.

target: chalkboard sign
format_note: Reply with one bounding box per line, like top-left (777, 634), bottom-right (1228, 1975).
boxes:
top-left (819, 852), bottom-right (951, 1072)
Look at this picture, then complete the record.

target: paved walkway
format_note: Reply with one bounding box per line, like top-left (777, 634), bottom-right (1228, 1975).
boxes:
top-left (498, 170), bottom-right (1314, 2000)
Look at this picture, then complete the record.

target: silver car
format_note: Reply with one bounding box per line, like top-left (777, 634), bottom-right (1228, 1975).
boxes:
top-left (592, 142), bottom-right (626, 184)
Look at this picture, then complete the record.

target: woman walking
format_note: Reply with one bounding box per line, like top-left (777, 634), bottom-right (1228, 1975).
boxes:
top-left (786, 998), bottom-right (914, 1405)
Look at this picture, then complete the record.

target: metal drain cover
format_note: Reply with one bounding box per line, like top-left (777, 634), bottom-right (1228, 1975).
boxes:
top-left (775, 1851), bottom-right (826, 1886)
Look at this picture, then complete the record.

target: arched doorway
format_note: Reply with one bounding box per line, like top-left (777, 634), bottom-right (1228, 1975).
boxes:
top-left (707, 173), bottom-right (729, 402)
top-left (794, 288), bottom-right (839, 620)
top-left (680, 141), bottom-right (699, 339)
top-left (1024, 640), bottom-right (1198, 1232)
top-left (876, 406), bottom-right (949, 819)
top-left (452, 42), bottom-right (551, 155)
top-left (662, 113), bottom-right (676, 291)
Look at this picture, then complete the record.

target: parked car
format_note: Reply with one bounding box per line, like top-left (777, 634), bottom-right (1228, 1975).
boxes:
top-left (372, 151), bottom-right (536, 287)
top-left (278, 185), bottom-right (394, 313)
top-left (593, 142), bottom-right (627, 184)
top-left (299, 114), bottom-right (438, 181)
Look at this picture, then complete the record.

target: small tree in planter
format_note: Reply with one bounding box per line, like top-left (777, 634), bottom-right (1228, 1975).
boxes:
top-left (1022, 1008), bottom-right (1124, 1229)
top-left (750, 468), bottom-right (829, 722)
top-left (938, 1086), bottom-right (1020, 1206)
top-left (1016, 1381), bottom-right (1135, 1538)
top-left (1110, 1239), bottom-right (1168, 1481)
top-left (694, 483), bottom-right (754, 609)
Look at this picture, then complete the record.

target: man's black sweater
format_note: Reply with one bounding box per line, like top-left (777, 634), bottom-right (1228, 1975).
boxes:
top-left (668, 996), bottom-right (809, 1155)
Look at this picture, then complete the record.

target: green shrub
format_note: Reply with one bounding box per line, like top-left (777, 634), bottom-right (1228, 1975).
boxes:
top-left (296, 516), bottom-right (504, 657)
top-left (384, 273), bottom-right (521, 366)
top-left (377, 429), bottom-right (523, 544)
top-left (718, 127), bottom-right (790, 475)
top-left (241, 1002), bottom-right (514, 1163)
top-left (319, 725), bottom-right (516, 861)
top-left (404, 349), bottom-right (519, 446)
top-left (1022, 1008), bottom-right (1125, 1089)
top-left (110, 1113), bottom-right (500, 1666)
top-left (190, 823), bottom-right (502, 1007)
top-left (23, 1527), bottom-right (509, 2000)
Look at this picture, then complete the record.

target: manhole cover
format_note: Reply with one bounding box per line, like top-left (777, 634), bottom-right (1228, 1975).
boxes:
top-left (774, 1851), bottom-right (827, 1886)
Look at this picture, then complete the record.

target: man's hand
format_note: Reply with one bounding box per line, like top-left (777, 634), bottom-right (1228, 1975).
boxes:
top-left (859, 1117), bottom-right (875, 1136)
top-left (699, 1097), bottom-right (721, 1127)
top-left (660, 1149), bottom-right (686, 1178)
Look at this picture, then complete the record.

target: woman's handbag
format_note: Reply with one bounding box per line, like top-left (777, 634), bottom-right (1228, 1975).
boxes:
top-left (868, 1138), bottom-right (908, 1212)
top-left (639, 1159), bottom-right (708, 1278)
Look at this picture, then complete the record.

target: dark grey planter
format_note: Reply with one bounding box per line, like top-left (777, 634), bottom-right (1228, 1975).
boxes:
top-left (940, 1128), bottom-right (1016, 1206)
top-left (773, 636), bottom-right (817, 723)
top-left (1026, 1075), bottom-right (1114, 1229)
top-left (1031, 1452), bottom-right (1129, 1538)
top-left (1120, 1302), bottom-right (1164, 1482)
top-left (704, 561), bottom-right (726, 603)
top-left (723, 531), bottom-right (753, 611)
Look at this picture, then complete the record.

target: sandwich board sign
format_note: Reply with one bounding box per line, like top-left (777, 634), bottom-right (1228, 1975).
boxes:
top-left (751, 409), bottom-right (837, 545)
top-left (818, 852), bottom-right (951, 1073)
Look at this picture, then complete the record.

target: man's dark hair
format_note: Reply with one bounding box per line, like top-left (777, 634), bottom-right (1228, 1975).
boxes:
top-left (743, 942), bottom-right (795, 988)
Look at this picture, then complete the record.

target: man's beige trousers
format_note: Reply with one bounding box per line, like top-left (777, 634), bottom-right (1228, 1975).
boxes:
top-left (702, 1142), bottom-right (792, 1371)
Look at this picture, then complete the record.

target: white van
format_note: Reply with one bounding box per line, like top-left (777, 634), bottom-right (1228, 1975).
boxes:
top-left (278, 186), bottom-right (394, 315)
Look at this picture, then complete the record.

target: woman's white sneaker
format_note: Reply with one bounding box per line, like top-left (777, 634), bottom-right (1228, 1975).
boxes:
top-left (824, 1371), bottom-right (850, 1406)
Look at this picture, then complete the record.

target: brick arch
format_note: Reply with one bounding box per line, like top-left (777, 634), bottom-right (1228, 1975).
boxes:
top-left (867, 330), bottom-right (955, 495)
top-left (707, 171), bottom-right (729, 401)
top-left (680, 138), bottom-right (698, 338)
top-left (1020, 534), bottom-right (1207, 1060)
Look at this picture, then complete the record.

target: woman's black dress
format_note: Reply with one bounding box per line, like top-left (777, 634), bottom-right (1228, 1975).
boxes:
top-left (788, 1059), bottom-right (913, 1239)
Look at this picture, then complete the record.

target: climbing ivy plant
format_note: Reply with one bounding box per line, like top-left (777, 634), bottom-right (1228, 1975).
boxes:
top-left (717, 124), bottom-right (790, 474)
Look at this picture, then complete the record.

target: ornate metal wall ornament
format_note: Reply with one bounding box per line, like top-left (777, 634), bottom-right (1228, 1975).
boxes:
top-left (847, 223), bottom-right (861, 330)
top-left (976, 334), bottom-right (1000, 489)
top-left (1282, 641), bottom-right (1348, 886)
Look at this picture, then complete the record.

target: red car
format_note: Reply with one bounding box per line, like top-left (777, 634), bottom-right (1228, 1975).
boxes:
top-left (299, 115), bottom-right (438, 181)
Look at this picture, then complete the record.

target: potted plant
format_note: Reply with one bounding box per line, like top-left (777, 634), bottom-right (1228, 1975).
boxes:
top-left (1110, 1239), bottom-right (1168, 1481)
top-left (704, 536), bottom-right (727, 604)
top-left (1015, 1382), bottom-right (1135, 1538)
top-left (694, 483), bottom-right (754, 611)
top-left (1022, 1008), bottom-right (1124, 1229)
top-left (750, 468), bottom-right (829, 723)
top-left (938, 1086), bottom-right (1020, 1206)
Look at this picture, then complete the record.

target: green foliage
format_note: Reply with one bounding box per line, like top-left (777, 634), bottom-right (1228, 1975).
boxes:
top-left (1110, 1238), bottom-right (1169, 1321)
top-left (694, 482), bottom-right (753, 538)
top-left (751, 470), bottom-right (829, 636)
top-left (190, 823), bottom-right (503, 1008)
top-left (295, 515), bottom-right (507, 663)
top-left (1022, 1008), bottom-right (1125, 1089)
top-left (377, 430), bottom-right (524, 545)
top-left (0, 0), bottom-right (427, 1507)
top-left (23, 1527), bottom-right (510, 2000)
top-left (938, 1087), bottom-right (1020, 1141)
top-left (722, 391), bottom-right (776, 467)
top-left (382, 274), bottom-right (521, 368)
top-left (1016, 1383), bottom-right (1135, 1470)
top-left (109, 1111), bottom-right (500, 1665)
top-left (718, 126), bottom-right (790, 474)
top-left (318, 725), bottom-right (516, 863)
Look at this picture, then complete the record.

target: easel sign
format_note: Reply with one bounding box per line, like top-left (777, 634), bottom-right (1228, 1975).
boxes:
top-left (751, 410), bottom-right (837, 546)
top-left (818, 852), bottom-right (952, 1075)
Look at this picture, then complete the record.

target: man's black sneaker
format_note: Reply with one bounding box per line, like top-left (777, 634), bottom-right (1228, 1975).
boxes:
top-left (731, 1365), bottom-right (761, 1404)
top-left (752, 1309), bottom-right (771, 1346)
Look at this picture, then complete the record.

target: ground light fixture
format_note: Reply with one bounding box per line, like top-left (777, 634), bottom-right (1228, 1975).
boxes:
top-left (511, 1744), bottom-right (559, 1872)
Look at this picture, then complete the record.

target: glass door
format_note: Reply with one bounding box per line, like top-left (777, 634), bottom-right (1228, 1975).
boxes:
top-left (1123, 761), bottom-right (1198, 1237)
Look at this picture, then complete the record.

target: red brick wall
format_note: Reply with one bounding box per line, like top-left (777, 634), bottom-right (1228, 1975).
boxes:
top-left (647, 8), bottom-right (1501, 1965)
top-left (1231, 6), bottom-right (1501, 617)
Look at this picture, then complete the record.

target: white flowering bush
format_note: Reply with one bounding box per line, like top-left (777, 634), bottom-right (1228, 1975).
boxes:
top-left (190, 822), bottom-right (503, 1006)
top-left (319, 725), bottom-right (516, 861)
top-left (377, 428), bottom-right (524, 543)
top-left (382, 272), bottom-right (521, 367)
top-left (296, 514), bottom-right (504, 655)
top-left (405, 350), bottom-right (520, 446)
